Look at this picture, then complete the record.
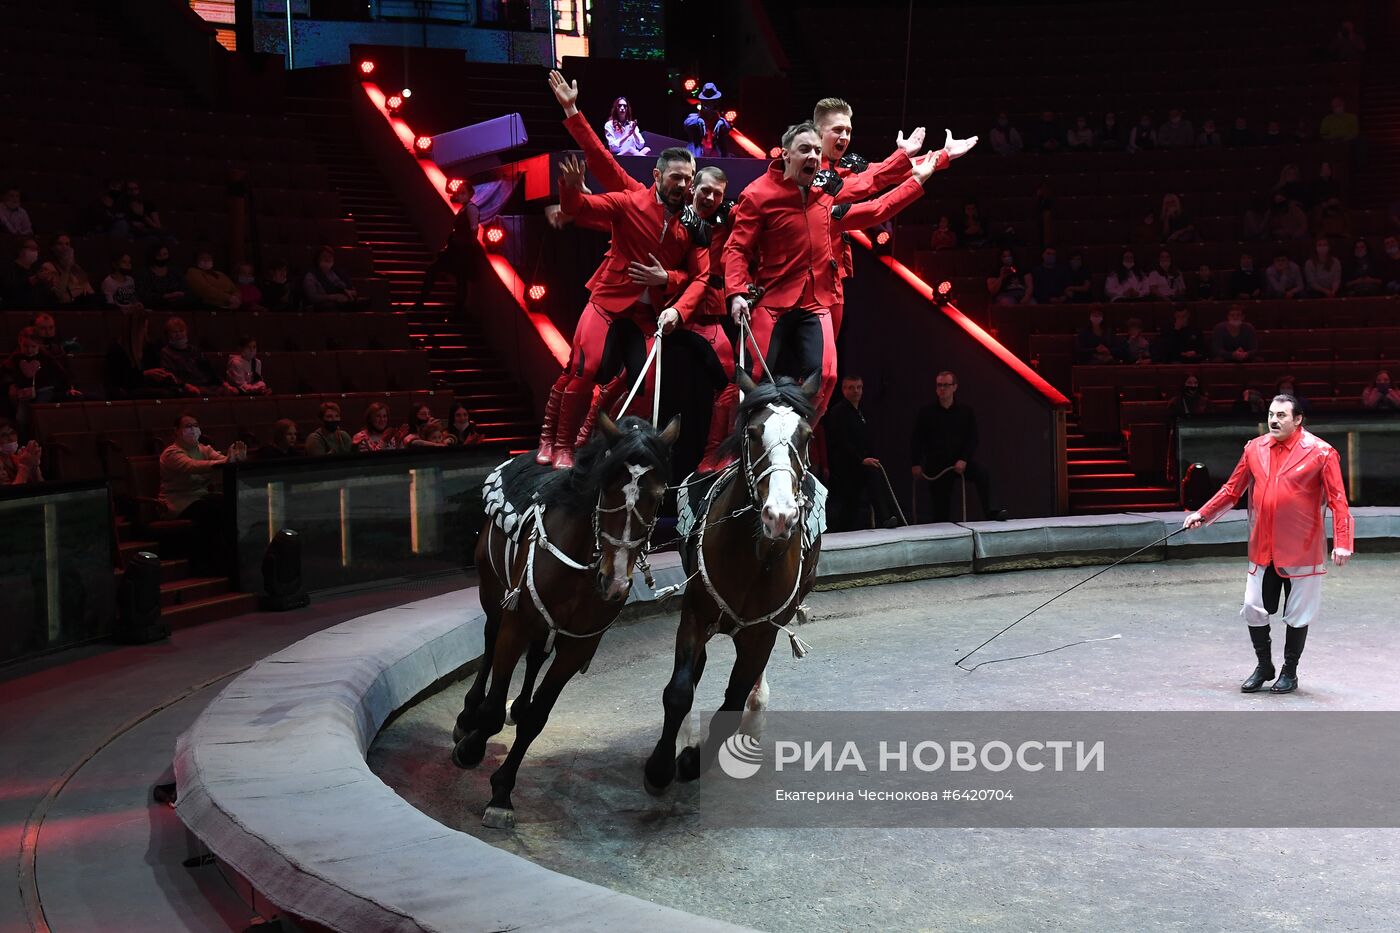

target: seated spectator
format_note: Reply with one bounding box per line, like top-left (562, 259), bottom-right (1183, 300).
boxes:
top-left (0, 419), bottom-right (43, 485)
top-left (1155, 305), bottom-right (1205, 363)
top-left (81, 188), bottom-right (128, 237)
top-left (2, 239), bottom-right (42, 307)
top-left (303, 246), bottom-right (365, 310)
top-left (1156, 108), bottom-right (1195, 149)
top-left (986, 250), bottom-right (1029, 305)
top-left (1145, 250), bottom-right (1187, 301)
top-left (1229, 253), bottom-right (1264, 298)
top-left (929, 216), bottom-right (957, 250)
top-left (1127, 114), bottom-right (1156, 152)
top-left (1104, 250), bottom-right (1147, 302)
top-left (257, 419), bottom-right (301, 459)
top-left (1265, 252), bottom-right (1304, 298)
top-left (1168, 374), bottom-right (1210, 419)
top-left (259, 260), bottom-right (295, 312)
top-left (29, 263), bottom-right (62, 310)
top-left (1196, 119), bottom-right (1222, 148)
top-left (1065, 252), bottom-right (1093, 302)
top-left (1268, 194), bottom-right (1309, 240)
top-left (160, 316), bottom-right (233, 396)
top-left (126, 196), bottom-right (165, 241)
top-left (50, 233), bottom-right (97, 308)
top-left (186, 250), bottom-right (241, 310)
top-left (1029, 110), bottom-right (1063, 154)
top-left (398, 403), bottom-right (436, 446)
top-left (1120, 317), bottom-right (1152, 364)
top-left (1274, 375), bottom-right (1310, 416)
top-left (100, 254), bottom-right (144, 312)
top-left (233, 262), bottom-right (266, 312)
top-left (1273, 163), bottom-right (1307, 205)
top-left (31, 312), bottom-right (68, 356)
top-left (1029, 246), bottom-right (1071, 304)
top-left (353, 401), bottom-right (401, 452)
top-left (683, 86), bottom-right (731, 158)
top-left (1303, 237), bottom-right (1342, 298)
top-left (989, 113), bottom-right (1024, 157)
top-left (1211, 305), bottom-right (1258, 362)
top-left (1262, 119), bottom-right (1286, 145)
top-left (2, 327), bottom-right (80, 429)
top-left (105, 309), bottom-right (182, 399)
top-left (1075, 309), bottom-right (1119, 364)
top-left (1343, 238), bottom-right (1384, 296)
top-left (603, 97), bottom-right (651, 156)
top-left (1319, 96), bottom-right (1360, 143)
top-left (138, 244), bottom-right (192, 310)
top-left (157, 413), bottom-right (246, 575)
top-left (0, 187), bottom-right (34, 236)
top-left (956, 200), bottom-right (988, 248)
top-left (226, 336), bottom-right (269, 395)
top-left (1362, 370), bottom-right (1400, 411)
top-left (305, 401), bottom-right (354, 456)
top-left (1226, 115), bottom-right (1256, 147)
top-left (1191, 265), bottom-right (1216, 301)
top-left (446, 403), bottom-right (483, 445)
top-left (1328, 19), bottom-right (1366, 61)
top-left (416, 420), bottom-right (453, 447)
top-left (1379, 236), bottom-right (1400, 294)
top-left (1065, 114), bottom-right (1094, 150)
top-left (1232, 387), bottom-right (1269, 418)
top-left (1098, 112), bottom-right (1124, 150)
top-left (1160, 194), bottom-right (1198, 242)
top-left (1241, 199), bottom-right (1272, 242)
top-left (1313, 197), bottom-right (1352, 241)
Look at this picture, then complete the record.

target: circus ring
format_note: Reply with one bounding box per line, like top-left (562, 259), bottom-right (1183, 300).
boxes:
top-left (174, 511), bottom-right (1400, 932)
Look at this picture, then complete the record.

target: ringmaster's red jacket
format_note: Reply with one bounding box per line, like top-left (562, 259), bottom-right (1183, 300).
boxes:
top-left (723, 160), bottom-right (926, 311)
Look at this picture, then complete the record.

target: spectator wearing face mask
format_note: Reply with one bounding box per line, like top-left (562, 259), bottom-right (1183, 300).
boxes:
top-left (0, 419), bottom-right (42, 485)
top-left (0, 188), bottom-right (33, 237)
top-left (1191, 265), bottom-right (1216, 301)
top-left (1362, 371), bottom-right (1400, 411)
top-left (1196, 119), bottom-right (1223, 148)
top-left (186, 250), bottom-right (241, 310)
top-left (226, 336), bottom-right (269, 395)
top-left (2, 239), bottom-right (42, 308)
top-left (2, 327), bottom-right (80, 429)
top-left (303, 245), bottom-right (365, 310)
top-left (305, 401), bottom-right (353, 455)
top-left (138, 245), bottom-right (190, 310)
top-left (1303, 238), bottom-right (1341, 298)
top-left (50, 233), bottom-right (96, 308)
top-left (1342, 238), bottom-right (1384, 296)
top-left (258, 419), bottom-right (301, 459)
top-left (1229, 253), bottom-right (1263, 299)
top-left (1156, 305), bottom-right (1206, 364)
top-left (1105, 250), bottom-right (1147, 301)
top-left (157, 412), bottom-right (246, 575)
top-left (160, 316), bottom-right (232, 396)
top-left (99, 254), bottom-right (144, 313)
top-left (233, 262), bottom-right (266, 312)
top-left (1075, 310), bottom-right (1119, 364)
top-left (1168, 375), bottom-right (1210, 419)
top-left (259, 260), bottom-right (294, 312)
top-left (1065, 252), bottom-right (1093, 302)
top-left (1120, 317), bottom-right (1152, 364)
top-left (1145, 250), bottom-right (1187, 300)
top-left (1029, 247), bottom-right (1071, 303)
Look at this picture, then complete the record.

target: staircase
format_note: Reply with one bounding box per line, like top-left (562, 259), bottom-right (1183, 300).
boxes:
top-left (1066, 424), bottom-right (1178, 515)
top-left (115, 520), bottom-right (257, 629)
top-left (283, 94), bottom-right (537, 448)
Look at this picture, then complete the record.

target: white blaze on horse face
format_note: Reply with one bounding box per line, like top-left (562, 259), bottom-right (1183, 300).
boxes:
top-left (759, 407), bottom-right (801, 539)
top-left (601, 463), bottom-right (651, 601)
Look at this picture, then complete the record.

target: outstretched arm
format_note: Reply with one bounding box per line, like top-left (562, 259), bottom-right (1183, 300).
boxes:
top-left (551, 70), bottom-right (642, 195)
top-left (832, 152), bottom-right (941, 231)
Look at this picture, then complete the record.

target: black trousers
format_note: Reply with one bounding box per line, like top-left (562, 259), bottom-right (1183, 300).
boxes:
top-left (418, 247), bottom-right (476, 309)
top-left (828, 471), bottom-right (899, 532)
top-left (180, 494), bottom-right (232, 577)
top-left (765, 308), bottom-right (825, 382)
top-left (923, 461), bottom-right (994, 522)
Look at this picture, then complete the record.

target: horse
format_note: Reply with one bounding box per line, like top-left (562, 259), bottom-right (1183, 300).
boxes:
top-left (455, 412), bottom-right (680, 828)
top-left (643, 371), bottom-right (823, 795)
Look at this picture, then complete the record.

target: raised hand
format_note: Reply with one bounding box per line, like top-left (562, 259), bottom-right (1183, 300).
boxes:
top-left (941, 129), bottom-right (978, 161)
top-left (896, 126), bottom-right (927, 157)
top-left (559, 154), bottom-right (587, 190)
top-left (547, 69), bottom-right (579, 116)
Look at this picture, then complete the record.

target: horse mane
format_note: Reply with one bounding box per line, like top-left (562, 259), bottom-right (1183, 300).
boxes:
top-left (538, 415), bottom-right (673, 513)
top-left (715, 376), bottom-right (815, 460)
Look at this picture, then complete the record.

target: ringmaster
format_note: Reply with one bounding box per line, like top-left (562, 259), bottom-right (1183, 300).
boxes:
top-left (1184, 393), bottom-right (1353, 694)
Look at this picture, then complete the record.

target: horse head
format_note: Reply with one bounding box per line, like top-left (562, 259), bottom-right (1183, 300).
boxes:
top-left (733, 370), bottom-right (819, 541)
top-left (590, 412), bottom-right (680, 601)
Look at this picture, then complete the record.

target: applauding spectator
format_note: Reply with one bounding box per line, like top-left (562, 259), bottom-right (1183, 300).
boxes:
top-left (398, 402), bottom-right (436, 447)
top-left (304, 246), bottom-right (365, 310)
top-left (0, 187), bottom-right (34, 236)
top-left (1362, 371), bottom-right (1400, 411)
top-left (187, 249), bottom-right (241, 310)
top-left (446, 403), bottom-right (483, 445)
top-left (157, 413), bottom-right (246, 575)
top-left (226, 336), bottom-right (269, 395)
top-left (0, 419), bottom-right (43, 485)
top-left (305, 401), bottom-right (353, 455)
top-left (353, 401), bottom-right (401, 452)
top-left (1105, 250), bottom-right (1147, 302)
top-left (603, 96), bottom-right (651, 156)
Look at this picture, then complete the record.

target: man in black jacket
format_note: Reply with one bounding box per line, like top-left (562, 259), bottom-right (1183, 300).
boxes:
top-left (910, 371), bottom-right (1005, 522)
top-left (824, 375), bottom-right (900, 531)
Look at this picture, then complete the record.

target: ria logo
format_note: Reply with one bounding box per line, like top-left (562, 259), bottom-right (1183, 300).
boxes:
top-left (717, 733), bottom-right (764, 779)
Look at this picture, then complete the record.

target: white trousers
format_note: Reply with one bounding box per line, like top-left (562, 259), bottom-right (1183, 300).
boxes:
top-left (1241, 562), bottom-right (1322, 628)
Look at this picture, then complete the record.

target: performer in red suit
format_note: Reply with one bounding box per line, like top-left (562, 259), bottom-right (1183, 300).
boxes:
top-left (542, 151), bottom-right (707, 469)
top-left (1185, 394), bottom-right (1354, 694)
top-left (722, 122), bottom-right (942, 421)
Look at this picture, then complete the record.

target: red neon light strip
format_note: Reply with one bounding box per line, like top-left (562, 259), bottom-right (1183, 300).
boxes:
top-left (728, 128), bottom-right (767, 159)
top-left (360, 81), bottom-right (569, 367)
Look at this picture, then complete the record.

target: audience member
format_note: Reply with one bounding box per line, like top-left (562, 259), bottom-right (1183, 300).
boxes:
top-left (989, 112), bottom-right (1024, 157)
top-left (1098, 112), bottom-right (1124, 150)
top-left (1029, 111), bottom-right (1063, 154)
top-left (603, 96), bottom-right (651, 156)
top-left (25, 263), bottom-right (61, 310)
top-left (1262, 119), bottom-right (1285, 145)
top-left (446, 403), bottom-right (483, 446)
top-left (1065, 115), bottom-right (1094, 150)
top-left (986, 250), bottom-right (1029, 305)
top-left (226, 336), bottom-right (269, 395)
top-left (186, 250), bottom-right (241, 310)
top-left (1379, 236), bottom-right (1400, 294)
top-left (138, 244), bottom-right (191, 310)
top-left (1104, 250), bottom-right (1147, 302)
top-left (1120, 317), bottom-right (1152, 364)
top-left (909, 371), bottom-right (1005, 522)
top-left (1156, 305), bottom-right (1206, 364)
top-left (1191, 265), bottom-right (1216, 301)
top-left (1319, 96), bottom-right (1360, 143)
top-left (1303, 237), bottom-right (1342, 298)
top-left (824, 375), bottom-right (898, 531)
top-left (125, 195), bottom-right (165, 241)
top-left (1168, 374), bottom-right (1210, 419)
top-left (416, 420), bottom-right (453, 447)
top-left (105, 309), bottom-right (181, 399)
top-left (234, 262), bottom-right (266, 312)
top-left (1156, 108), bottom-right (1195, 149)
top-left (100, 254), bottom-right (144, 312)
top-left (1160, 193), bottom-right (1198, 242)
top-left (398, 403), bottom-right (438, 447)
top-left (1029, 246), bottom-right (1071, 303)
top-left (160, 316), bottom-right (232, 396)
top-left (929, 216), bottom-right (957, 250)
top-left (1342, 238), bottom-right (1384, 296)
top-left (1265, 252), bottom-right (1307, 298)
top-left (2, 239), bottom-right (42, 307)
top-left (49, 233), bottom-right (96, 307)
top-left (257, 419), bottom-right (301, 459)
top-left (1226, 115), bottom-right (1256, 148)
top-left (1128, 114), bottom-right (1156, 152)
top-left (353, 401), bottom-right (401, 452)
top-left (1065, 252), bottom-right (1093, 302)
top-left (1274, 375), bottom-right (1309, 415)
top-left (956, 201), bottom-right (989, 248)
top-left (157, 412), bottom-right (246, 575)
top-left (82, 187), bottom-right (128, 237)
top-left (683, 84), bottom-right (732, 158)
top-left (304, 246), bottom-right (364, 310)
top-left (1273, 163), bottom-right (1307, 205)
top-left (305, 402), bottom-right (353, 455)
top-left (1328, 20), bottom-right (1367, 61)
top-left (1145, 249), bottom-right (1187, 300)
top-left (1075, 309), bottom-right (1119, 364)
top-left (259, 260), bottom-right (294, 311)
top-left (1268, 194), bottom-right (1309, 240)
top-left (31, 313), bottom-right (68, 356)
top-left (0, 419), bottom-right (43, 485)
top-left (1313, 196), bottom-right (1352, 241)
top-left (1196, 119), bottom-right (1223, 148)
top-left (1362, 370), bottom-right (1400, 411)
top-left (1211, 305), bottom-right (1258, 362)
top-left (1232, 387), bottom-right (1269, 419)
top-left (0, 188), bottom-right (34, 236)
top-left (2, 327), bottom-right (80, 427)
top-left (1229, 253), bottom-right (1264, 298)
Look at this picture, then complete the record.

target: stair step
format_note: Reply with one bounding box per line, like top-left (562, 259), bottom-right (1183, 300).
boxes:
top-left (1069, 487), bottom-right (1179, 505)
top-left (159, 576), bottom-right (230, 608)
top-left (1069, 472), bottom-right (1139, 490)
top-left (162, 591), bottom-right (259, 630)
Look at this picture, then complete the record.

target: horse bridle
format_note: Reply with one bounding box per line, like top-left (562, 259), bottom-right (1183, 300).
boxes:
top-left (591, 462), bottom-right (662, 561)
top-left (739, 403), bottom-right (811, 516)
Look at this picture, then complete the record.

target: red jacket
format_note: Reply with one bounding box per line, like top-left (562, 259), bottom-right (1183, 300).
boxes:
top-left (1197, 429), bottom-right (1354, 576)
top-left (723, 160), bottom-right (925, 311)
top-left (559, 181), bottom-right (708, 318)
top-left (826, 149), bottom-right (947, 290)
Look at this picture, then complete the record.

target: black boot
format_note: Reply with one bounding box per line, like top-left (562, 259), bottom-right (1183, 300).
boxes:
top-left (1241, 624), bottom-right (1275, 693)
top-left (1270, 625), bottom-right (1308, 693)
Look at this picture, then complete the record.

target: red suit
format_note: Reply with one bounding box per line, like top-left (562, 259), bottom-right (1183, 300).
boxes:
top-left (723, 160), bottom-right (926, 417)
top-left (1197, 429), bottom-right (1353, 577)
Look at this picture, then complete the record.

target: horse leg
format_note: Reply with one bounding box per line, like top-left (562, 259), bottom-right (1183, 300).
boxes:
top-left (679, 623), bottom-right (779, 782)
top-left (739, 668), bottom-right (770, 737)
top-left (508, 639), bottom-right (549, 726)
top-left (643, 606), bottom-right (709, 796)
top-left (454, 609), bottom-right (501, 743)
top-left (452, 610), bottom-right (529, 769)
top-left (484, 638), bottom-right (599, 829)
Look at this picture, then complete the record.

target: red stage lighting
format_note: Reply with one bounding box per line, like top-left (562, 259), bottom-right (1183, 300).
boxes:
top-left (724, 109), bottom-right (738, 124)
top-left (358, 60), bottom-right (376, 76)
top-left (485, 225), bottom-right (506, 245)
top-left (937, 280), bottom-right (953, 296)
top-left (414, 135), bottom-right (433, 155)
top-left (445, 178), bottom-right (465, 194)
top-left (875, 230), bottom-right (891, 246)
top-left (769, 146), bottom-right (781, 158)
top-left (682, 76), bottom-right (698, 93)
top-left (385, 94), bottom-right (404, 113)
top-left (527, 284), bottom-right (547, 301)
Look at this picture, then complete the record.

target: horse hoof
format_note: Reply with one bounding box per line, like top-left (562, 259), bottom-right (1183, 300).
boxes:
top-left (452, 723), bottom-right (465, 744)
top-left (482, 806), bottom-right (516, 830)
top-left (643, 774), bottom-right (670, 797)
top-left (676, 746), bottom-right (701, 783)
top-left (452, 734), bottom-right (488, 770)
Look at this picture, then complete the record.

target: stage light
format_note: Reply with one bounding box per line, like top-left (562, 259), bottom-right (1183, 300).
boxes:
top-left (769, 146), bottom-right (781, 158)
top-left (117, 551), bottom-right (168, 643)
top-left (445, 177), bottom-right (465, 194)
top-left (485, 224), bottom-right (506, 246)
top-left (358, 60), bottom-right (376, 76)
top-left (260, 529), bottom-right (310, 612)
top-left (934, 279), bottom-right (955, 307)
top-left (402, 87), bottom-right (413, 98)
top-left (527, 284), bottom-right (547, 301)
top-left (682, 76), bottom-right (698, 93)
top-left (724, 109), bottom-right (738, 124)
top-left (414, 135), bottom-right (433, 155)
top-left (385, 94), bottom-right (404, 113)
top-left (875, 230), bottom-right (891, 246)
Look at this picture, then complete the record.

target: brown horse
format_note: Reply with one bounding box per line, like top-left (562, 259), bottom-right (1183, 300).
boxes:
top-left (644, 372), bottom-right (822, 794)
top-left (455, 412), bottom-right (680, 828)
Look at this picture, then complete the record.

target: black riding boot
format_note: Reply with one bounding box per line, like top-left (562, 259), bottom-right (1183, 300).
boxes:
top-left (1241, 624), bottom-right (1275, 693)
top-left (1270, 625), bottom-right (1308, 693)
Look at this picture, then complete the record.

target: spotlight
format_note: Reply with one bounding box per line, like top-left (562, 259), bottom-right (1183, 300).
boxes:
top-left (385, 94), bottom-right (404, 113)
top-left (414, 135), bottom-right (434, 155)
top-left (875, 230), bottom-right (891, 246)
top-left (445, 177), bottom-right (465, 194)
top-left (682, 76), bottom-right (698, 93)
top-left (260, 529), bottom-right (310, 611)
top-left (723, 109), bottom-right (738, 124)
top-left (527, 284), bottom-right (547, 301)
top-left (934, 279), bottom-right (955, 307)
top-left (358, 60), bottom-right (376, 76)
top-left (866, 221), bottom-right (894, 255)
top-left (484, 224), bottom-right (506, 246)
top-left (402, 87), bottom-right (413, 98)
top-left (769, 146), bottom-right (781, 158)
